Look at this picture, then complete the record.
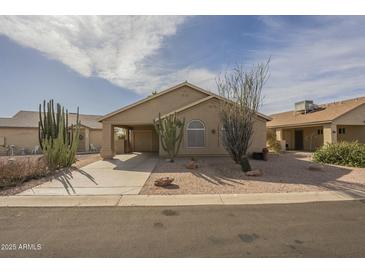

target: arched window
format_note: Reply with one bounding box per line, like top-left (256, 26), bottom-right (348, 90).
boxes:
top-left (187, 120), bottom-right (205, 147)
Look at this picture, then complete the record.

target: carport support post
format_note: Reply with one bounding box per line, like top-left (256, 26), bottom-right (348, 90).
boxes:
top-left (323, 123), bottom-right (337, 145)
top-left (125, 128), bottom-right (130, 153)
top-left (275, 128), bottom-right (283, 141)
top-left (84, 128), bottom-right (90, 152)
top-left (100, 123), bottom-right (115, 159)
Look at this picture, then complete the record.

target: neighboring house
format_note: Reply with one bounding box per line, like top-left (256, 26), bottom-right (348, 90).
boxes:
top-left (98, 82), bottom-right (271, 159)
top-left (267, 97), bottom-right (365, 151)
top-left (0, 111), bottom-right (103, 155)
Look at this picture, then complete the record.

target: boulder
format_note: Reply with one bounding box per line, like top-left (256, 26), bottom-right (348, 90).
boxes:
top-left (154, 177), bottom-right (175, 187)
top-left (245, 169), bottom-right (263, 176)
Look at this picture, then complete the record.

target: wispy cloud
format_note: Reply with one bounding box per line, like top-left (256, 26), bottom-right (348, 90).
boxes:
top-left (255, 16), bottom-right (365, 114)
top-left (0, 15), bottom-right (216, 94)
top-left (1, 16), bottom-right (364, 114)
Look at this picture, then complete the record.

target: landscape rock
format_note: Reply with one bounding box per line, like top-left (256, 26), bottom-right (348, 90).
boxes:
top-left (154, 177), bottom-right (175, 187)
top-left (245, 169), bottom-right (263, 176)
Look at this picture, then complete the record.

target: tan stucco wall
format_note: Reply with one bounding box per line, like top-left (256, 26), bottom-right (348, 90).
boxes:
top-left (102, 86), bottom-right (208, 125)
top-left (0, 127), bottom-right (102, 153)
top-left (159, 98), bottom-right (267, 156)
top-left (337, 125), bottom-right (365, 143)
top-left (89, 129), bottom-right (102, 148)
top-left (282, 126), bottom-right (324, 151)
top-left (130, 126), bottom-right (159, 152)
top-left (0, 127), bottom-right (39, 151)
top-left (334, 103), bottom-right (365, 125)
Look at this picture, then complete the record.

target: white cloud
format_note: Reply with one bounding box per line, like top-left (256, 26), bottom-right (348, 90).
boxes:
top-left (0, 15), bottom-right (216, 94)
top-left (1, 16), bottom-right (364, 115)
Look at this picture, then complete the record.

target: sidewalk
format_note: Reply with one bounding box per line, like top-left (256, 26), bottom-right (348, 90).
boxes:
top-left (1, 191), bottom-right (364, 207)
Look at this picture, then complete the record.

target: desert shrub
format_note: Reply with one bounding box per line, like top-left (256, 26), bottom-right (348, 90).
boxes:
top-left (313, 141), bottom-right (365, 168)
top-left (0, 156), bottom-right (48, 188)
top-left (267, 130), bottom-right (281, 153)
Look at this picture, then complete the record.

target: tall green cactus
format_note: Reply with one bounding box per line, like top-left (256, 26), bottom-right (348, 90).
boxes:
top-left (38, 100), bottom-right (80, 171)
top-left (154, 112), bottom-right (185, 162)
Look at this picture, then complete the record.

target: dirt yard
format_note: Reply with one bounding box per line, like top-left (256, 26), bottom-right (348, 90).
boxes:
top-left (140, 152), bottom-right (365, 195)
top-left (0, 153), bottom-right (101, 196)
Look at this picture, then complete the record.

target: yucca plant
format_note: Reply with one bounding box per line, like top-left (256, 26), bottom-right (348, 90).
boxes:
top-left (38, 100), bottom-right (80, 171)
top-left (154, 112), bottom-right (185, 162)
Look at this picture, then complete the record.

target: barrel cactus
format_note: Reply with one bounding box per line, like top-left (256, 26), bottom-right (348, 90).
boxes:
top-left (154, 112), bottom-right (185, 162)
top-left (38, 100), bottom-right (80, 171)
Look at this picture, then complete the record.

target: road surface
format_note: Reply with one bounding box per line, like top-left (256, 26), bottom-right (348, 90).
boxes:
top-left (0, 200), bottom-right (365, 257)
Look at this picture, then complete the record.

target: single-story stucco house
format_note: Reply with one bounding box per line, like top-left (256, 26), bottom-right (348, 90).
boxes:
top-left (0, 111), bottom-right (103, 155)
top-left (267, 96), bottom-right (365, 151)
top-left (99, 82), bottom-right (272, 159)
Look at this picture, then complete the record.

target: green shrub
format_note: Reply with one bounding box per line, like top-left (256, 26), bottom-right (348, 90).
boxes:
top-left (313, 141), bottom-right (365, 168)
top-left (267, 130), bottom-right (281, 153)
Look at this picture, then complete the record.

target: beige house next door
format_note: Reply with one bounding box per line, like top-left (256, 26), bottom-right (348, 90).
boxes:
top-left (133, 130), bottom-right (153, 152)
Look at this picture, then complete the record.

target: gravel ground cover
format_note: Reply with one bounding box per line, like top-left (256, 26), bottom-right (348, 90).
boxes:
top-left (140, 152), bottom-right (365, 195)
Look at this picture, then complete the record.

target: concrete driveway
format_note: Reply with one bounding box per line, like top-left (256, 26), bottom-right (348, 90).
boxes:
top-left (18, 153), bottom-right (158, 196)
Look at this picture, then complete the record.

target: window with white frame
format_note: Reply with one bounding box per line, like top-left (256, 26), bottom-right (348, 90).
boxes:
top-left (187, 120), bottom-right (205, 147)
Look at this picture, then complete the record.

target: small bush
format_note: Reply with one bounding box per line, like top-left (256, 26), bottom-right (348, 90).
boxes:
top-left (267, 130), bottom-right (281, 153)
top-left (0, 156), bottom-right (48, 188)
top-left (313, 141), bottom-right (365, 168)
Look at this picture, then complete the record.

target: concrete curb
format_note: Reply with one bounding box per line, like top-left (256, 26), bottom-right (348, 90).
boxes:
top-left (1, 191), bottom-right (364, 207)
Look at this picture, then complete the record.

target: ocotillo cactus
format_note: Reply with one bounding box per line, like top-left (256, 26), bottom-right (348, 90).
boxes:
top-left (154, 112), bottom-right (185, 162)
top-left (38, 100), bottom-right (80, 170)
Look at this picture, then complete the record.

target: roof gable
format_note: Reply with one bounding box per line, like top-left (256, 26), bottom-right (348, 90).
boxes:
top-left (99, 82), bottom-right (213, 122)
top-left (159, 95), bottom-right (272, 121)
top-left (100, 82), bottom-right (271, 122)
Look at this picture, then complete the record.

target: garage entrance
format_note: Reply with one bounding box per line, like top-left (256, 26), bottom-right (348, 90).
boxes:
top-left (132, 127), bottom-right (159, 153)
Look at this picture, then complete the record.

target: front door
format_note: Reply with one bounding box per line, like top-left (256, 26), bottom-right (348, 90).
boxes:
top-left (294, 129), bottom-right (304, 150)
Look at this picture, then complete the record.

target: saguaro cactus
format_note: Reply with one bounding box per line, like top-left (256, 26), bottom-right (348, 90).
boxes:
top-left (38, 100), bottom-right (80, 170)
top-left (154, 113), bottom-right (185, 162)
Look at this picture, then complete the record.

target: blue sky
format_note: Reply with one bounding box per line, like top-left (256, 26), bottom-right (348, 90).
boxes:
top-left (0, 16), bottom-right (365, 117)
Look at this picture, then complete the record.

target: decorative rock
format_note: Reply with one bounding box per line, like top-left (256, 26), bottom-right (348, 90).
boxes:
top-left (245, 169), bottom-right (263, 176)
top-left (154, 177), bottom-right (175, 187)
top-left (186, 160), bottom-right (199, 169)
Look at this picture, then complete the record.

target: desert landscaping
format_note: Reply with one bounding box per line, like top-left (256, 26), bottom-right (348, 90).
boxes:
top-left (141, 152), bottom-right (365, 195)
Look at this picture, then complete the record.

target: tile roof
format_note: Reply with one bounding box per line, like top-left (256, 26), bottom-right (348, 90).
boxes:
top-left (0, 111), bottom-right (102, 129)
top-left (267, 96), bottom-right (365, 128)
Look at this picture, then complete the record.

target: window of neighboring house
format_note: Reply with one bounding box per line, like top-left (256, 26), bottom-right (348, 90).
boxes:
top-left (317, 129), bottom-right (323, 135)
top-left (187, 120), bottom-right (205, 147)
top-left (339, 127), bottom-right (346, 134)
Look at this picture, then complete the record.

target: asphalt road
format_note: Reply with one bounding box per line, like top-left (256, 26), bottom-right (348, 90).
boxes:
top-left (1, 200), bottom-right (365, 257)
